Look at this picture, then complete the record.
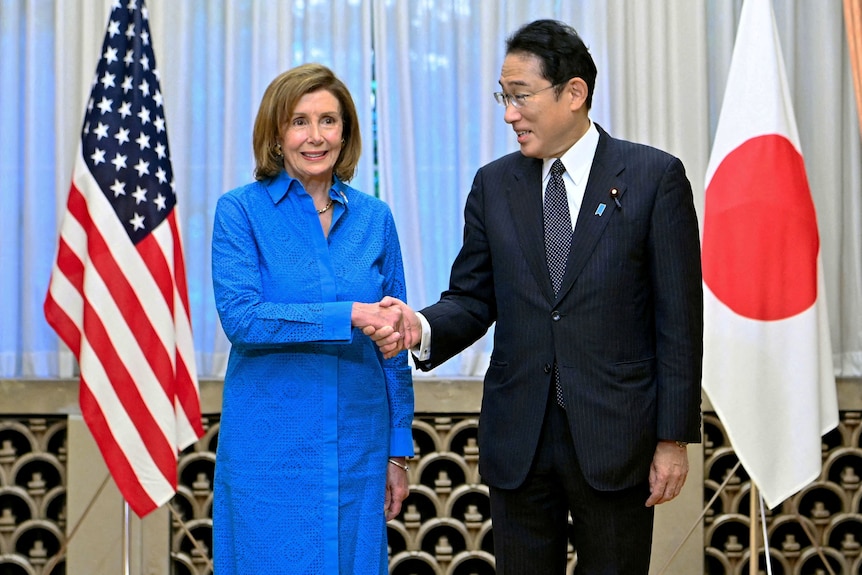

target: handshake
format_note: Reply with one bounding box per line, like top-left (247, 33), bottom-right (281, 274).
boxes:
top-left (351, 297), bottom-right (420, 359)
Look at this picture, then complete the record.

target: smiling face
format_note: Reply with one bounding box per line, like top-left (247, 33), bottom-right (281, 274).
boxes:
top-left (280, 89), bottom-right (343, 189)
top-left (498, 52), bottom-right (589, 159)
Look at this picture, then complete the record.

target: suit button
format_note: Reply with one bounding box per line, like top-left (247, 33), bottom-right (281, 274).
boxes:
top-left (544, 363), bottom-right (552, 374)
top-left (551, 310), bottom-right (561, 321)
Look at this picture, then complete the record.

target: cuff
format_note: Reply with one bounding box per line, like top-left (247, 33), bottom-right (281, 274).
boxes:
top-left (322, 301), bottom-right (355, 342)
top-left (389, 427), bottom-right (415, 457)
top-left (414, 311), bottom-right (431, 361)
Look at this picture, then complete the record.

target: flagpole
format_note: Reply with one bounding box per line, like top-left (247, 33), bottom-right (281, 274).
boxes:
top-left (749, 482), bottom-right (758, 575)
top-left (123, 501), bottom-right (131, 575)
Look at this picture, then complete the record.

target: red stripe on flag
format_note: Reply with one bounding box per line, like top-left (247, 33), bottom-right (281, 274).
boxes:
top-left (137, 228), bottom-right (175, 309)
top-left (44, 293), bottom-right (82, 357)
top-left (176, 354), bottom-right (205, 436)
top-left (55, 229), bottom-right (86, 295)
top-left (44, 183), bottom-right (90, 356)
top-left (167, 212), bottom-right (204, 437)
top-left (79, 380), bottom-right (159, 517)
top-left (169, 214), bottom-right (192, 315)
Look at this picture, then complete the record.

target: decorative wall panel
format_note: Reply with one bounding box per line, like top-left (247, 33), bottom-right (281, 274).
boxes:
top-left (386, 416), bottom-right (501, 575)
top-left (1, 409), bottom-right (861, 574)
top-left (0, 418), bottom-right (67, 575)
top-left (169, 410), bottom-right (862, 575)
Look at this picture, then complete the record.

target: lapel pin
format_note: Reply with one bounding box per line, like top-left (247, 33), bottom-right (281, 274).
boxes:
top-left (595, 203), bottom-right (606, 216)
top-left (610, 188), bottom-right (622, 209)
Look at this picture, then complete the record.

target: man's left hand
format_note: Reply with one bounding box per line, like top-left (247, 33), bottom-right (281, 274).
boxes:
top-left (645, 440), bottom-right (689, 507)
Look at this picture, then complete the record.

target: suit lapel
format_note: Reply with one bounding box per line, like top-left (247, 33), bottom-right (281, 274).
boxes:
top-left (505, 157), bottom-right (557, 302)
top-left (556, 128), bottom-right (626, 299)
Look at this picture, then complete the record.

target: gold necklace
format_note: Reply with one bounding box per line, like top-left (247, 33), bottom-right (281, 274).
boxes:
top-left (316, 198), bottom-right (334, 214)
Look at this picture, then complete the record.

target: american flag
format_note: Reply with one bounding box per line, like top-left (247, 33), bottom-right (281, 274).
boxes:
top-left (44, 0), bottom-right (204, 517)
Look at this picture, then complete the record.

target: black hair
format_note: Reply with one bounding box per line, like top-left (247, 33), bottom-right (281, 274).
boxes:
top-left (506, 19), bottom-right (597, 109)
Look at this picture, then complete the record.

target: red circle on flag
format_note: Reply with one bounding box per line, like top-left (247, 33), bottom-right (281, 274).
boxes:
top-left (702, 134), bottom-right (819, 321)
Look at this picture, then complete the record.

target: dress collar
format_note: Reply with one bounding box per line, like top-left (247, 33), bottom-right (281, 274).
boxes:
top-left (265, 170), bottom-right (348, 207)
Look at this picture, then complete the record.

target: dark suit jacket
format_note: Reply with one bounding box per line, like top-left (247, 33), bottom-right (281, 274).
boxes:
top-left (416, 124), bottom-right (703, 492)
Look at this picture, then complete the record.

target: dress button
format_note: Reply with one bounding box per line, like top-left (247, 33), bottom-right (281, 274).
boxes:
top-left (551, 310), bottom-right (561, 321)
top-left (543, 363), bottom-right (552, 374)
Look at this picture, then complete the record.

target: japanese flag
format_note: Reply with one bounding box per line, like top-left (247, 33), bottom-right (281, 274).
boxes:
top-left (701, 0), bottom-right (838, 509)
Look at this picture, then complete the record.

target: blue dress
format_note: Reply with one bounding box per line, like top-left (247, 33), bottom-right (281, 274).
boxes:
top-left (211, 170), bottom-right (414, 575)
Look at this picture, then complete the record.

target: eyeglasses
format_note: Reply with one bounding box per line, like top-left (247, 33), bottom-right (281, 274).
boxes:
top-left (493, 84), bottom-right (558, 109)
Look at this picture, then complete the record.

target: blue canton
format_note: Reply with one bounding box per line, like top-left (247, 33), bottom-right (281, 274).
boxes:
top-left (81, 0), bottom-right (175, 244)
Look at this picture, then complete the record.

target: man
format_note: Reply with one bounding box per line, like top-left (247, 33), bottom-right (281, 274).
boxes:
top-left (370, 19), bottom-right (702, 574)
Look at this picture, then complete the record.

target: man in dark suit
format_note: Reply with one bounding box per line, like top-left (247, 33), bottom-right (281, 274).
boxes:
top-left (369, 19), bottom-right (703, 574)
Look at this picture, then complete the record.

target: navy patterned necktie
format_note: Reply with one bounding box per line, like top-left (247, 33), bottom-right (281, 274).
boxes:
top-left (544, 159), bottom-right (571, 294)
top-left (543, 159), bottom-right (571, 408)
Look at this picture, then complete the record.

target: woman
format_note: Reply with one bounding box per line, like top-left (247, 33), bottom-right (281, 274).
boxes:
top-left (211, 63), bottom-right (414, 575)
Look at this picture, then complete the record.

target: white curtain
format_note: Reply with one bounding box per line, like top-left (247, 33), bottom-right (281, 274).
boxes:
top-left (1, 0), bottom-right (859, 379)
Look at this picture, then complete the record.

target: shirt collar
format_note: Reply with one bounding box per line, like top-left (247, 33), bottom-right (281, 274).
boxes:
top-left (542, 120), bottom-right (600, 187)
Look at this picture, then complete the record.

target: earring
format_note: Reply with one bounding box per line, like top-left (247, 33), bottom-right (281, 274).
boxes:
top-left (273, 142), bottom-right (283, 158)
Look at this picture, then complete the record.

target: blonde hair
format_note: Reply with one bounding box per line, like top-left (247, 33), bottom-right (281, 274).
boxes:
top-left (252, 63), bottom-right (361, 182)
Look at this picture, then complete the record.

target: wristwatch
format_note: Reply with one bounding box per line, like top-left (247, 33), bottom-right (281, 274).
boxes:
top-left (675, 441), bottom-right (689, 448)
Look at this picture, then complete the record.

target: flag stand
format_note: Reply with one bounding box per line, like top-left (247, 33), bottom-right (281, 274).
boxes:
top-left (749, 478), bottom-right (839, 575)
top-left (657, 459), bottom-right (834, 575)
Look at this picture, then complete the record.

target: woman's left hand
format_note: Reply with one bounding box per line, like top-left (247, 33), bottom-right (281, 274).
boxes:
top-left (384, 458), bottom-right (410, 521)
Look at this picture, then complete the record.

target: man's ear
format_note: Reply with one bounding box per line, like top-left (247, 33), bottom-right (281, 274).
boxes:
top-left (567, 77), bottom-right (589, 111)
